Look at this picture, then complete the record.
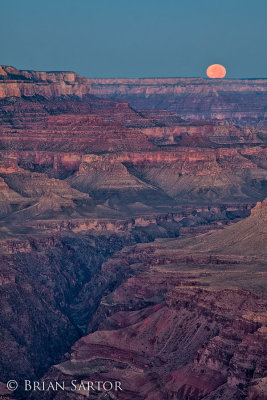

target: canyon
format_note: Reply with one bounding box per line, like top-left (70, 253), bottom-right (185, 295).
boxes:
top-left (35, 199), bottom-right (267, 400)
top-left (0, 67), bottom-right (266, 400)
top-left (89, 78), bottom-right (267, 128)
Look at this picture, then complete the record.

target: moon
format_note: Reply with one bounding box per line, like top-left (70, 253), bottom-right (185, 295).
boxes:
top-left (206, 64), bottom-right (226, 78)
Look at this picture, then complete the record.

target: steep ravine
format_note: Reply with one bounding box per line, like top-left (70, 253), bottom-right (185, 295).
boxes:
top-left (27, 201), bottom-right (267, 400)
top-left (0, 212), bottom-right (221, 399)
top-left (0, 233), bottom-right (134, 390)
top-left (1, 229), bottom-right (164, 399)
top-left (0, 206), bottom-right (254, 400)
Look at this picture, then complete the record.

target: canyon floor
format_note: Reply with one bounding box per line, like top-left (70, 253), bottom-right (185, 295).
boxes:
top-left (0, 66), bottom-right (266, 400)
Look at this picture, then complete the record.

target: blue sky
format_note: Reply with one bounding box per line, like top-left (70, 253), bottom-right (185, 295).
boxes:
top-left (0, 0), bottom-right (266, 78)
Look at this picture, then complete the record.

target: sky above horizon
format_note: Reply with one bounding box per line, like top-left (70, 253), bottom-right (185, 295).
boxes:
top-left (0, 0), bottom-right (266, 79)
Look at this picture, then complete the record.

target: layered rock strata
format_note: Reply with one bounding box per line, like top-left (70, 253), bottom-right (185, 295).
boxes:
top-left (0, 66), bottom-right (91, 99)
top-left (89, 77), bottom-right (267, 126)
top-left (0, 67), bottom-right (266, 399)
top-left (35, 200), bottom-right (267, 400)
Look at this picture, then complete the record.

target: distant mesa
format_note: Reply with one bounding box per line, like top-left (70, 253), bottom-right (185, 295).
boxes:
top-left (0, 65), bottom-right (91, 99)
top-left (206, 64), bottom-right (226, 78)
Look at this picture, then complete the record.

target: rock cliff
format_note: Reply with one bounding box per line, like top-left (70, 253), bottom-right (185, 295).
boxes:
top-left (89, 77), bottom-right (267, 126)
top-left (0, 66), bottom-right (91, 99)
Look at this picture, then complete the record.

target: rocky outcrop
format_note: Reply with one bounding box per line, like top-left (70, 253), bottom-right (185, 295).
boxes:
top-left (68, 155), bottom-right (153, 191)
top-left (140, 120), bottom-right (264, 146)
top-left (0, 66), bottom-right (91, 99)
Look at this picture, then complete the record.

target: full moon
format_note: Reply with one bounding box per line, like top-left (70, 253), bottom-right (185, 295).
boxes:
top-left (206, 64), bottom-right (226, 78)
